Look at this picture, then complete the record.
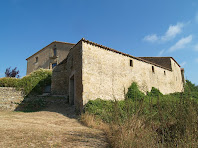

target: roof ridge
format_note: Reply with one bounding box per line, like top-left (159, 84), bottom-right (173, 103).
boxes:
top-left (139, 57), bottom-right (171, 58)
top-left (81, 38), bottom-right (173, 71)
top-left (26, 41), bottom-right (75, 60)
top-left (53, 41), bottom-right (75, 45)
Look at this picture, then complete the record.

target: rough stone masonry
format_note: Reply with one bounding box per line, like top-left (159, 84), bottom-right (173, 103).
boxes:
top-left (0, 87), bottom-right (24, 111)
top-left (51, 38), bottom-right (184, 112)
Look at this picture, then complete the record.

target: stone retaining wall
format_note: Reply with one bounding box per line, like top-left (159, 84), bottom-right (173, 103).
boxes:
top-left (0, 87), bottom-right (24, 111)
top-left (0, 87), bottom-right (68, 111)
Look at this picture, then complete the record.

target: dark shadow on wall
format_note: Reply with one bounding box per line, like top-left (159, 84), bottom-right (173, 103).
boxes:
top-left (14, 76), bottom-right (77, 119)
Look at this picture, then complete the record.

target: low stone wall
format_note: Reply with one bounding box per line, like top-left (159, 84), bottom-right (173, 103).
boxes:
top-left (0, 87), bottom-right (24, 111)
top-left (0, 87), bottom-right (68, 111)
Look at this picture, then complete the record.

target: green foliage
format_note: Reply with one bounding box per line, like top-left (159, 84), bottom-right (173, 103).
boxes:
top-left (84, 81), bottom-right (198, 147)
top-left (18, 69), bottom-right (52, 95)
top-left (85, 99), bottom-right (114, 123)
top-left (184, 80), bottom-right (198, 99)
top-left (0, 77), bottom-right (20, 87)
top-left (126, 82), bottom-right (145, 100)
top-left (147, 87), bottom-right (163, 97)
top-left (0, 69), bottom-right (52, 96)
top-left (185, 80), bottom-right (198, 92)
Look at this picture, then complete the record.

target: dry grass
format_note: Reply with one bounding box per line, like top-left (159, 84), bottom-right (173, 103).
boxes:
top-left (0, 110), bottom-right (108, 148)
top-left (80, 113), bottom-right (108, 130)
top-left (81, 113), bottom-right (158, 148)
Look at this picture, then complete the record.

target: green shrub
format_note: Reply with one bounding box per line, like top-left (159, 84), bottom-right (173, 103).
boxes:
top-left (85, 99), bottom-right (114, 123)
top-left (0, 68), bottom-right (52, 96)
top-left (0, 77), bottom-right (20, 87)
top-left (147, 87), bottom-right (163, 97)
top-left (84, 81), bottom-right (198, 147)
top-left (126, 82), bottom-right (145, 100)
top-left (18, 69), bottom-right (52, 95)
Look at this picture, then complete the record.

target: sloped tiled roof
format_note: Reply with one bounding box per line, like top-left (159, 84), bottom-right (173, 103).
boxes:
top-left (139, 57), bottom-right (180, 69)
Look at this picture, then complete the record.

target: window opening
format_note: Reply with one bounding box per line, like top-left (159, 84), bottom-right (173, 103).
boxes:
top-left (52, 63), bottom-right (57, 68)
top-left (130, 60), bottom-right (133, 67)
top-left (152, 66), bottom-right (155, 73)
top-left (53, 48), bottom-right (57, 56)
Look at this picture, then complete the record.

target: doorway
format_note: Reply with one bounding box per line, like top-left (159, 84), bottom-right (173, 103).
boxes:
top-left (69, 75), bottom-right (75, 105)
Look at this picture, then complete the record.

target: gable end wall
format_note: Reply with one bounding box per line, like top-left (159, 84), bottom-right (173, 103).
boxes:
top-left (26, 42), bottom-right (73, 75)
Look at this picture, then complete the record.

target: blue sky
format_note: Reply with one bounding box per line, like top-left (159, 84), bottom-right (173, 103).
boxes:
top-left (0, 0), bottom-right (198, 84)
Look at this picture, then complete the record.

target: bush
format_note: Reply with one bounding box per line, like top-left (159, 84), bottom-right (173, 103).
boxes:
top-left (126, 82), bottom-right (145, 100)
top-left (184, 80), bottom-right (198, 99)
top-left (0, 68), bottom-right (52, 96)
top-left (0, 77), bottom-right (20, 87)
top-left (18, 69), bottom-right (52, 95)
top-left (85, 99), bottom-right (114, 123)
top-left (147, 87), bottom-right (163, 97)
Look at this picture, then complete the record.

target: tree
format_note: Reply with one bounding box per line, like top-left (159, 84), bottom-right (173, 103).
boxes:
top-left (5, 67), bottom-right (20, 78)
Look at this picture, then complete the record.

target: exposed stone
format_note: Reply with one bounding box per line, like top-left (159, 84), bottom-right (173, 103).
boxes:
top-left (0, 87), bottom-right (24, 111)
top-left (26, 41), bottom-right (74, 75)
top-left (51, 39), bottom-right (184, 112)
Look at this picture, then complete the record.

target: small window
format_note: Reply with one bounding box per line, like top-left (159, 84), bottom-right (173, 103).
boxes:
top-left (176, 77), bottom-right (177, 81)
top-left (152, 66), bottom-right (155, 73)
top-left (130, 60), bottom-right (133, 67)
top-left (164, 71), bottom-right (166, 75)
top-left (52, 63), bottom-right (57, 68)
top-left (54, 44), bottom-right (56, 47)
top-left (36, 57), bottom-right (38, 63)
top-left (53, 48), bottom-right (57, 56)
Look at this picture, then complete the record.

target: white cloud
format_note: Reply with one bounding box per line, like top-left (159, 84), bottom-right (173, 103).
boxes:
top-left (168, 35), bottom-right (192, 52)
top-left (180, 61), bottom-right (187, 67)
top-left (143, 23), bottom-right (184, 43)
top-left (161, 23), bottom-right (184, 41)
top-left (158, 49), bottom-right (165, 56)
top-left (143, 34), bottom-right (158, 43)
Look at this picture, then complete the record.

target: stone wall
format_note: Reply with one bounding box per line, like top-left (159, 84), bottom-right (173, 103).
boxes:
top-left (26, 41), bottom-right (74, 75)
top-left (82, 41), bottom-right (184, 105)
top-left (51, 39), bottom-right (184, 111)
top-left (51, 41), bottom-right (83, 112)
top-left (0, 87), bottom-right (24, 111)
top-left (0, 87), bottom-right (68, 111)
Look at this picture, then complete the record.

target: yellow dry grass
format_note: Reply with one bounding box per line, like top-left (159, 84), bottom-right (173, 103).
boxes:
top-left (0, 109), bottom-right (108, 148)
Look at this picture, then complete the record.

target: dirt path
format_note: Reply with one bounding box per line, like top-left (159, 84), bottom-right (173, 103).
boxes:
top-left (0, 104), bottom-right (108, 148)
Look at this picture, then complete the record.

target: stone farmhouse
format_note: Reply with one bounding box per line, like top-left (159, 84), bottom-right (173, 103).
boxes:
top-left (48, 38), bottom-right (185, 112)
top-left (26, 38), bottom-right (184, 111)
top-left (26, 41), bottom-right (75, 75)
